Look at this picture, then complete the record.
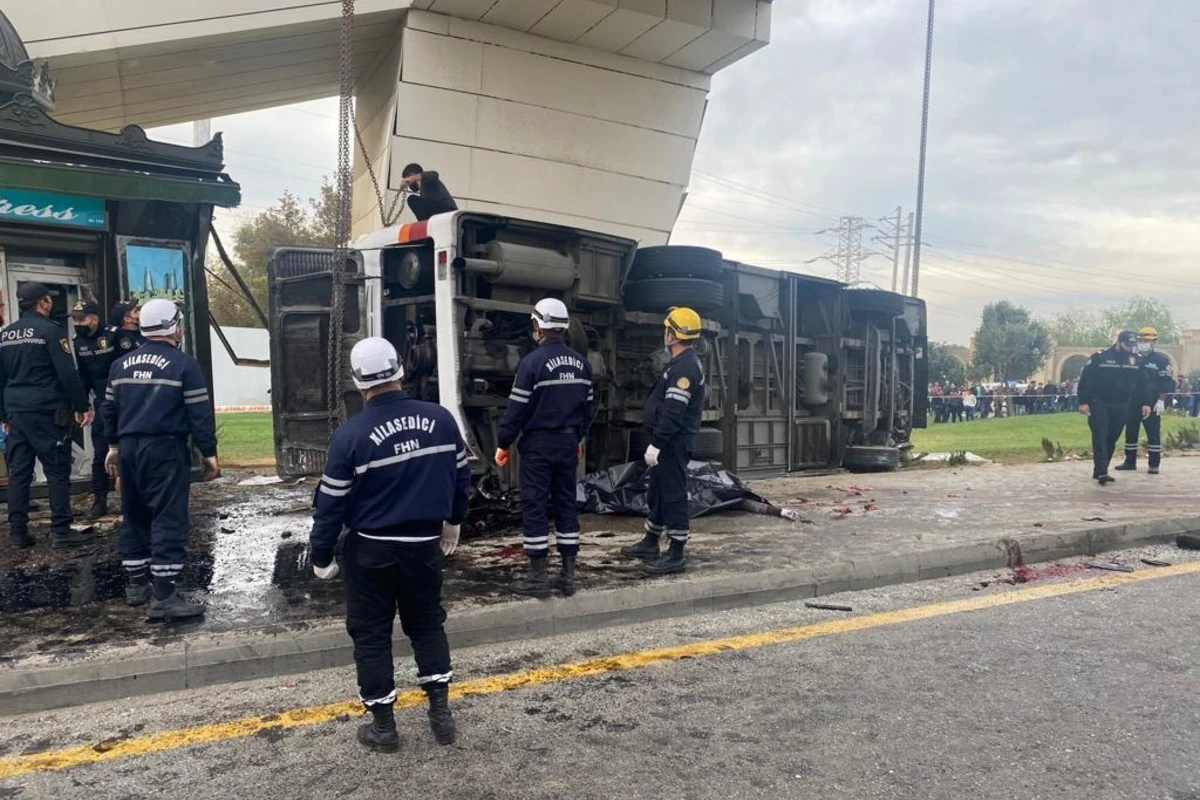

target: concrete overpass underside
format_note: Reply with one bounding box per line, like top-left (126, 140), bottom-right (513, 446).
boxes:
top-left (14, 0), bottom-right (773, 242)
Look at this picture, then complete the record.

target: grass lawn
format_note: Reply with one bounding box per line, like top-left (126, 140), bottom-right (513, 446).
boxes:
top-left (214, 409), bottom-right (1200, 468)
top-left (911, 412), bottom-right (1199, 464)
top-left (216, 412), bottom-right (275, 466)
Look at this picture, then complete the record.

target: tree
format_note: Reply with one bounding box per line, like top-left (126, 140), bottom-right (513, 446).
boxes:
top-left (207, 179), bottom-right (340, 329)
top-left (1102, 296), bottom-right (1184, 344)
top-left (927, 342), bottom-right (967, 386)
top-left (971, 301), bottom-right (1053, 382)
top-left (1045, 296), bottom-right (1185, 348)
top-left (1045, 308), bottom-right (1109, 348)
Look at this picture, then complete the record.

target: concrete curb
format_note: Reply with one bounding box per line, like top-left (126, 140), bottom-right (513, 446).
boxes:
top-left (3, 516), bottom-right (1198, 716)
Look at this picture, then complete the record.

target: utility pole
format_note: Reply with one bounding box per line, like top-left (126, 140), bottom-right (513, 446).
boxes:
top-left (807, 216), bottom-right (877, 285)
top-left (874, 207), bottom-right (904, 292)
top-left (900, 211), bottom-right (915, 295)
top-left (910, 0), bottom-right (936, 298)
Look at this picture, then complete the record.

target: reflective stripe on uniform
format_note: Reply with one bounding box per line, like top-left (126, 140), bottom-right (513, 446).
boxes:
top-left (353, 443), bottom-right (458, 474)
top-left (110, 377), bottom-right (184, 387)
top-left (533, 378), bottom-right (591, 389)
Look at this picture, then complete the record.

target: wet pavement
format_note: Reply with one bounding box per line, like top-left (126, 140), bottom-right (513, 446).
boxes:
top-left (1, 456), bottom-right (1197, 659)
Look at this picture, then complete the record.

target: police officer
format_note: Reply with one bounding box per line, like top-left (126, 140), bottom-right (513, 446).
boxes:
top-left (309, 338), bottom-right (469, 752)
top-left (1116, 326), bottom-right (1173, 475)
top-left (1077, 330), bottom-right (1148, 485)
top-left (71, 299), bottom-right (118, 517)
top-left (101, 299), bottom-right (219, 619)
top-left (0, 283), bottom-right (93, 549)
top-left (495, 298), bottom-right (594, 598)
top-left (110, 300), bottom-right (144, 354)
top-left (620, 307), bottom-right (705, 574)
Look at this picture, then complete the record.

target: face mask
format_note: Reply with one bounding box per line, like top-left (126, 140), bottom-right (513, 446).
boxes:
top-left (73, 324), bottom-right (91, 338)
top-left (1137, 342), bottom-right (1151, 355)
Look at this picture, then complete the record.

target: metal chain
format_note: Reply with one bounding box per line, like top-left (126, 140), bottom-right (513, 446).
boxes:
top-left (328, 0), bottom-right (355, 432)
top-left (354, 121), bottom-right (406, 228)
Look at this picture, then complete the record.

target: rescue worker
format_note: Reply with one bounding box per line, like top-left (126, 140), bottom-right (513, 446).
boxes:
top-left (0, 283), bottom-right (92, 549)
top-left (309, 337), bottom-right (469, 752)
top-left (620, 307), bottom-right (705, 574)
top-left (110, 300), bottom-right (144, 353)
top-left (102, 299), bottom-right (219, 619)
top-left (495, 298), bottom-right (594, 598)
top-left (1116, 326), bottom-right (1173, 475)
top-left (399, 163), bottom-right (458, 222)
top-left (71, 299), bottom-right (118, 517)
top-left (1077, 330), bottom-right (1148, 486)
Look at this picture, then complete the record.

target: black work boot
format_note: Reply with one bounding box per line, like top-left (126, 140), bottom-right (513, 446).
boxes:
top-left (126, 578), bottom-right (151, 607)
top-left (555, 555), bottom-right (577, 597)
top-left (1114, 460), bottom-right (1137, 471)
top-left (644, 539), bottom-right (687, 575)
top-left (357, 704), bottom-right (400, 753)
top-left (87, 494), bottom-right (108, 518)
top-left (512, 557), bottom-right (552, 598)
top-left (51, 528), bottom-right (93, 549)
top-left (148, 581), bottom-right (206, 621)
top-left (620, 533), bottom-right (661, 560)
top-left (10, 531), bottom-right (35, 549)
top-left (1097, 474), bottom-right (1116, 486)
top-left (425, 683), bottom-right (456, 745)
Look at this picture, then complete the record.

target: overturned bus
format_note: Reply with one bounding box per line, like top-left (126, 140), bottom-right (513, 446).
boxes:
top-left (266, 211), bottom-right (928, 483)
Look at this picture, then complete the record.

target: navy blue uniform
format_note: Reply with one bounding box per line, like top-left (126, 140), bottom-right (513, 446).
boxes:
top-left (497, 341), bottom-right (593, 558)
top-left (75, 326), bottom-right (119, 498)
top-left (0, 311), bottom-right (90, 540)
top-left (1122, 351), bottom-right (1173, 469)
top-left (101, 341), bottom-right (216, 589)
top-left (642, 348), bottom-right (704, 542)
top-left (113, 327), bottom-right (146, 354)
top-left (312, 391), bottom-right (470, 707)
top-left (1078, 346), bottom-right (1146, 479)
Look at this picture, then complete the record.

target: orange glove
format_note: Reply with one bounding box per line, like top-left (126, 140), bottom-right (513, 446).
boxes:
top-left (495, 448), bottom-right (510, 466)
top-left (577, 442), bottom-right (584, 459)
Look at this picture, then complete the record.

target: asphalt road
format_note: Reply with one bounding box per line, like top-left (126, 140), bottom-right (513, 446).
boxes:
top-left (2, 548), bottom-right (1199, 800)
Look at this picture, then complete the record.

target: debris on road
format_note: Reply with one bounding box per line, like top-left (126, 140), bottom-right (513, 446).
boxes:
top-left (1086, 562), bottom-right (1135, 573)
top-left (1141, 558), bottom-right (1171, 567)
top-left (805, 601), bottom-right (853, 612)
top-left (238, 475), bottom-right (284, 487)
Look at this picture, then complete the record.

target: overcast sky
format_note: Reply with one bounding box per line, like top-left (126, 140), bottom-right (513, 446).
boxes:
top-left (151, 0), bottom-right (1200, 345)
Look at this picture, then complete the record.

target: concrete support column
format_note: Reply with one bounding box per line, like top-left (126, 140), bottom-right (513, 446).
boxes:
top-left (352, 4), bottom-right (769, 242)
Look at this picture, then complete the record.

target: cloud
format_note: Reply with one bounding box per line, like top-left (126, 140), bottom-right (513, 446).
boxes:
top-left (151, 0), bottom-right (1200, 341)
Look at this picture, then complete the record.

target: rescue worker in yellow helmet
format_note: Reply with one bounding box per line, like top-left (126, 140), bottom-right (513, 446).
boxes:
top-left (1115, 326), bottom-right (1174, 475)
top-left (620, 307), bottom-right (705, 574)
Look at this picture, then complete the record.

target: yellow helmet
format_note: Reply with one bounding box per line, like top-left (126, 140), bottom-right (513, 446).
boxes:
top-left (1137, 326), bottom-right (1158, 341)
top-left (664, 306), bottom-right (702, 340)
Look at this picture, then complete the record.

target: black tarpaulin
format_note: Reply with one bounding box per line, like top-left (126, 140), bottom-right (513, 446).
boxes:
top-left (576, 460), bottom-right (772, 518)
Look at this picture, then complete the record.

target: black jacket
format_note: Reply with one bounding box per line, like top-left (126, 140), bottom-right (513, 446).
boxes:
top-left (113, 327), bottom-right (146, 354)
top-left (416, 171), bottom-right (457, 216)
top-left (1078, 346), bottom-right (1147, 408)
top-left (0, 311), bottom-right (89, 421)
top-left (75, 325), bottom-right (119, 399)
top-left (1138, 350), bottom-right (1173, 406)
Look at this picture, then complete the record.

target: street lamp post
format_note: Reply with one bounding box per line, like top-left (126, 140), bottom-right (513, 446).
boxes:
top-left (910, 0), bottom-right (935, 298)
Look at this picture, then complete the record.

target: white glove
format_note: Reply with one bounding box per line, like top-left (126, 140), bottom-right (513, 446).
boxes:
top-left (313, 560), bottom-right (340, 580)
top-left (440, 523), bottom-right (461, 556)
top-left (644, 444), bottom-right (660, 467)
top-left (1154, 399), bottom-right (1166, 415)
top-left (104, 446), bottom-right (119, 479)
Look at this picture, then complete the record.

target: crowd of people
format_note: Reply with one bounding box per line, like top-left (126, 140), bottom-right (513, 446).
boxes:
top-left (928, 376), bottom-right (1200, 423)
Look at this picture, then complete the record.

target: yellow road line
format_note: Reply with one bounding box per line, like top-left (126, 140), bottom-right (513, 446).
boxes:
top-left (3, 560), bottom-right (1198, 780)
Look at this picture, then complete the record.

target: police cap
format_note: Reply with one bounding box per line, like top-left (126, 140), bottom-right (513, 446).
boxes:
top-left (72, 299), bottom-right (102, 317)
top-left (111, 299), bottom-right (139, 325)
top-left (1117, 330), bottom-right (1138, 346)
top-left (16, 282), bottom-right (53, 304)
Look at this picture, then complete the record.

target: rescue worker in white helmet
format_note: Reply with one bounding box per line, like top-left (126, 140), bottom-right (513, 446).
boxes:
top-left (308, 337), bottom-right (470, 752)
top-left (1116, 326), bottom-right (1173, 474)
top-left (101, 298), bottom-right (219, 619)
top-left (495, 298), bottom-right (595, 598)
top-left (620, 307), bottom-right (705, 574)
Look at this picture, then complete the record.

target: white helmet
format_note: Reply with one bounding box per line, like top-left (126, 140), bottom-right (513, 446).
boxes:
top-left (350, 337), bottom-right (405, 390)
top-left (139, 298), bottom-right (181, 337)
top-left (531, 298), bottom-right (570, 330)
